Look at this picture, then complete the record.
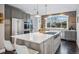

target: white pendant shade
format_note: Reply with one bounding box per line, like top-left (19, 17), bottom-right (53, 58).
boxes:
top-left (35, 14), bottom-right (41, 18)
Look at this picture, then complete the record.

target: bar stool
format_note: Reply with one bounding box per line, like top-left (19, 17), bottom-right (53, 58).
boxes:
top-left (16, 45), bottom-right (39, 54)
top-left (4, 40), bottom-right (39, 54)
top-left (4, 40), bottom-right (14, 51)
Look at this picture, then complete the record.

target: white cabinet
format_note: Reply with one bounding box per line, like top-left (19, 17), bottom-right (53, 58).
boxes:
top-left (18, 19), bottom-right (24, 34)
top-left (12, 18), bottom-right (24, 35)
top-left (25, 34), bottom-right (61, 54)
top-left (43, 37), bottom-right (52, 54)
top-left (53, 36), bottom-right (61, 53)
top-left (64, 30), bottom-right (76, 41)
top-left (61, 30), bottom-right (76, 41)
top-left (61, 31), bottom-right (65, 39)
top-left (25, 38), bottom-right (52, 54)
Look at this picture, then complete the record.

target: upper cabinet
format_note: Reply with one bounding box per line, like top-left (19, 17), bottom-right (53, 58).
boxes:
top-left (5, 4), bottom-right (30, 20)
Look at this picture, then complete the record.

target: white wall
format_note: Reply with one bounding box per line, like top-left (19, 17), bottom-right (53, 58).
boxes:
top-left (0, 4), bottom-right (5, 53)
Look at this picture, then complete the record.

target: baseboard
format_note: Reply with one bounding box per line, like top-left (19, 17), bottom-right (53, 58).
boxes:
top-left (0, 48), bottom-right (5, 53)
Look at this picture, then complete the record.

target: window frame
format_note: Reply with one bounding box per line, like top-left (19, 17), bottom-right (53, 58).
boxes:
top-left (45, 15), bottom-right (69, 29)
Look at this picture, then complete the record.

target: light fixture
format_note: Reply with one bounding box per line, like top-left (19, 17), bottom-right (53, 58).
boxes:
top-left (44, 4), bottom-right (48, 20)
top-left (35, 4), bottom-right (41, 18)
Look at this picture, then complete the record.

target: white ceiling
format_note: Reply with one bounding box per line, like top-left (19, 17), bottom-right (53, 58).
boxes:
top-left (10, 4), bottom-right (79, 15)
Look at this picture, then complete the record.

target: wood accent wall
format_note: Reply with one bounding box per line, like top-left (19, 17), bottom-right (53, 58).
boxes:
top-left (0, 13), bottom-right (3, 23)
top-left (41, 11), bottom-right (76, 31)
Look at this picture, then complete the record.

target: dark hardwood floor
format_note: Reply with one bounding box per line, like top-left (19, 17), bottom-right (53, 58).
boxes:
top-left (56, 40), bottom-right (79, 54)
top-left (2, 40), bottom-right (79, 54)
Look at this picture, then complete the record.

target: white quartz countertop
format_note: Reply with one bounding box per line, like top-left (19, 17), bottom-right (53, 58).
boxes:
top-left (11, 32), bottom-right (53, 44)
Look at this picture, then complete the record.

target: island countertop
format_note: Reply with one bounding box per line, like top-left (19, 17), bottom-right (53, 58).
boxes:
top-left (11, 32), bottom-right (53, 44)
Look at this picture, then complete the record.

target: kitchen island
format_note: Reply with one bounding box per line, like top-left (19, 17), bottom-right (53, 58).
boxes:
top-left (11, 32), bottom-right (61, 54)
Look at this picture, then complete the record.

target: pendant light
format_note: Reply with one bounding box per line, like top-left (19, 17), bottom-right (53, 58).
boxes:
top-left (44, 4), bottom-right (48, 20)
top-left (35, 4), bottom-right (41, 18)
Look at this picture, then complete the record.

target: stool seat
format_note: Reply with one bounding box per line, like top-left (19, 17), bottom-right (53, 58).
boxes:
top-left (4, 40), bottom-right (14, 51)
top-left (16, 45), bottom-right (39, 54)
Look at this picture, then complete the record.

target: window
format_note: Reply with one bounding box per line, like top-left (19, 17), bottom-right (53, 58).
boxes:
top-left (46, 15), bottom-right (68, 29)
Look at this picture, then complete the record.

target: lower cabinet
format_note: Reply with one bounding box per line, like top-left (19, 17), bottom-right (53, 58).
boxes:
top-left (43, 35), bottom-right (61, 54)
top-left (64, 30), bottom-right (76, 41)
top-left (24, 36), bottom-right (61, 54)
top-left (53, 36), bottom-right (61, 53)
top-left (43, 37), bottom-right (52, 54)
top-left (61, 30), bottom-right (76, 41)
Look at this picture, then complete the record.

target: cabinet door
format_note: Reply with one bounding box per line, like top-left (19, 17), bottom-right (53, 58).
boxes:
top-left (71, 31), bottom-right (76, 41)
top-left (53, 36), bottom-right (61, 53)
top-left (61, 31), bottom-right (65, 39)
top-left (43, 38), bottom-right (52, 54)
